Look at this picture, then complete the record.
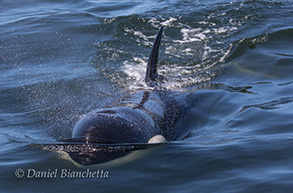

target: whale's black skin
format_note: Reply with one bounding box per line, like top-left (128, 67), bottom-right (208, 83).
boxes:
top-left (68, 27), bottom-right (196, 165)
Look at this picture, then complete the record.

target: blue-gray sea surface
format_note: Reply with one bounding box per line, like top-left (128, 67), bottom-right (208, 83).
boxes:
top-left (1, 0), bottom-right (293, 192)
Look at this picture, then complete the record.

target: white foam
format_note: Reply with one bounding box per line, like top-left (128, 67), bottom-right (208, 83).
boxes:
top-left (149, 17), bottom-right (178, 28)
top-left (173, 28), bottom-right (204, 44)
top-left (161, 17), bottom-right (177, 26)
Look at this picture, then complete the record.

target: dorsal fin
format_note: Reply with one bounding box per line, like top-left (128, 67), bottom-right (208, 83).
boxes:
top-left (145, 27), bottom-right (164, 86)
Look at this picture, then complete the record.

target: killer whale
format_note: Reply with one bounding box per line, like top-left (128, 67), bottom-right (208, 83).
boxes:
top-left (36, 27), bottom-right (198, 166)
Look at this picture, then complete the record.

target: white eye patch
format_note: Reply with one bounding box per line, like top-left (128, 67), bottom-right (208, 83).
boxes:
top-left (148, 135), bottom-right (167, 144)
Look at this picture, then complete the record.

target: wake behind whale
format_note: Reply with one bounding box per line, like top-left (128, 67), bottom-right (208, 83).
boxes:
top-left (34, 27), bottom-right (199, 166)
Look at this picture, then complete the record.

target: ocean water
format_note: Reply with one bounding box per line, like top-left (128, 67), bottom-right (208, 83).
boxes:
top-left (1, 0), bottom-right (293, 192)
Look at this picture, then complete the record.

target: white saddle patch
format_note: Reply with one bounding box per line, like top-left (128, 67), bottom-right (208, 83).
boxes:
top-left (148, 135), bottom-right (167, 144)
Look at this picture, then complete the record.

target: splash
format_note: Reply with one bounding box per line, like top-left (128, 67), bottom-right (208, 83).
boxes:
top-left (121, 57), bottom-right (148, 90)
top-left (118, 15), bottom-right (239, 90)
